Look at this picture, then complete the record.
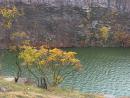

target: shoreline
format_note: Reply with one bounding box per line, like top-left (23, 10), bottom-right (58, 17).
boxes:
top-left (0, 76), bottom-right (122, 98)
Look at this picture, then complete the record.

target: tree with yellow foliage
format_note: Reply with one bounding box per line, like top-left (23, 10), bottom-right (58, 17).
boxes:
top-left (0, 6), bottom-right (21, 28)
top-left (99, 26), bottom-right (109, 46)
top-left (19, 46), bottom-right (82, 89)
top-left (9, 32), bottom-right (30, 83)
top-left (0, 6), bottom-right (27, 83)
top-left (0, 6), bottom-right (22, 49)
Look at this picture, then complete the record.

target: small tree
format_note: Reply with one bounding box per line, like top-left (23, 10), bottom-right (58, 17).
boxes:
top-left (99, 26), bottom-right (109, 46)
top-left (0, 6), bottom-right (21, 28)
top-left (114, 32), bottom-right (126, 47)
top-left (0, 6), bottom-right (26, 82)
top-left (19, 46), bottom-right (82, 89)
top-left (41, 48), bottom-right (82, 86)
top-left (0, 6), bottom-right (22, 48)
top-left (10, 32), bottom-right (30, 83)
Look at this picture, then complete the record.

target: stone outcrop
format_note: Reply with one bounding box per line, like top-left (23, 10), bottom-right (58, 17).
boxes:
top-left (0, 87), bottom-right (10, 92)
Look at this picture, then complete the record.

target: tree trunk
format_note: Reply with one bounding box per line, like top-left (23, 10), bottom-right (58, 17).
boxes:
top-left (14, 55), bottom-right (22, 83)
top-left (15, 67), bottom-right (22, 83)
top-left (38, 77), bottom-right (48, 90)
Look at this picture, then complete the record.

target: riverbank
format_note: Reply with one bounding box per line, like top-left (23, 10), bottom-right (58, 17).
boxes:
top-left (0, 76), bottom-right (106, 98)
top-left (1, 76), bottom-right (129, 98)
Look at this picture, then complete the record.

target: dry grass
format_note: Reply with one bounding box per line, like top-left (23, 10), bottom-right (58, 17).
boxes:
top-left (0, 77), bottom-right (105, 98)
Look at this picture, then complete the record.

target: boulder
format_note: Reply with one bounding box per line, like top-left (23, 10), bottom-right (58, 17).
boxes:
top-left (104, 94), bottom-right (115, 98)
top-left (4, 77), bottom-right (34, 85)
top-left (0, 87), bottom-right (10, 92)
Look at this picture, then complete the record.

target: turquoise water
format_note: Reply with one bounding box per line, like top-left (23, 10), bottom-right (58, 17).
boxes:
top-left (62, 48), bottom-right (130, 96)
top-left (1, 48), bottom-right (130, 96)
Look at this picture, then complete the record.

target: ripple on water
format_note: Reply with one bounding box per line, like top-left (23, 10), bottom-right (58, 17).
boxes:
top-left (1, 48), bottom-right (130, 96)
top-left (61, 48), bottom-right (130, 96)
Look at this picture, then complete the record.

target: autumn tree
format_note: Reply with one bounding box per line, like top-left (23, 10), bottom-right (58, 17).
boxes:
top-left (0, 6), bottom-right (22, 48)
top-left (10, 32), bottom-right (30, 83)
top-left (0, 6), bottom-right (21, 29)
top-left (19, 46), bottom-right (82, 89)
top-left (0, 6), bottom-right (25, 82)
top-left (99, 26), bottom-right (109, 46)
top-left (114, 32), bottom-right (126, 47)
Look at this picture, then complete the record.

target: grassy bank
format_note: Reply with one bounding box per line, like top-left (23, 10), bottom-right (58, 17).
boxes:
top-left (0, 76), bottom-right (104, 98)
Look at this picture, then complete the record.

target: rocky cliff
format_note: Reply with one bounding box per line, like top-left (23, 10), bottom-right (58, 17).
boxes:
top-left (0, 0), bottom-right (130, 48)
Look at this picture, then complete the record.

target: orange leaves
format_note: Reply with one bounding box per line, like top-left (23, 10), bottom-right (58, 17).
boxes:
top-left (114, 32), bottom-right (126, 42)
top-left (47, 56), bottom-right (56, 62)
top-left (38, 46), bottom-right (48, 55)
top-left (47, 48), bottom-right (81, 69)
top-left (65, 52), bottom-right (77, 58)
top-left (19, 46), bottom-right (82, 86)
top-left (50, 48), bottom-right (63, 55)
top-left (19, 46), bottom-right (82, 70)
